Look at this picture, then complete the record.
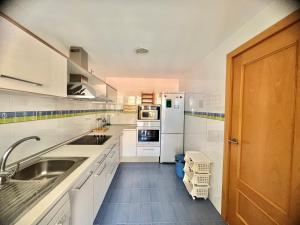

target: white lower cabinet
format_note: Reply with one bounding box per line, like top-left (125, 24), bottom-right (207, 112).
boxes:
top-left (137, 146), bottom-right (160, 156)
top-left (70, 171), bottom-right (94, 225)
top-left (105, 141), bottom-right (120, 188)
top-left (38, 194), bottom-right (71, 225)
top-left (93, 155), bottom-right (107, 217)
top-left (121, 129), bottom-right (137, 157)
top-left (69, 137), bottom-right (121, 225)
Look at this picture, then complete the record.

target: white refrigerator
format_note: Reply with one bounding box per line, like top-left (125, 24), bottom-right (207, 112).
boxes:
top-left (160, 93), bottom-right (184, 163)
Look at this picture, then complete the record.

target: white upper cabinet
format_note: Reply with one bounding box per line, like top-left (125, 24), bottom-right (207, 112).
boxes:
top-left (0, 17), bottom-right (67, 97)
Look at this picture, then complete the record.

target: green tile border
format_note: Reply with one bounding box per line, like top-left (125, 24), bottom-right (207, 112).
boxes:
top-left (0, 109), bottom-right (106, 125)
top-left (0, 109), bottom-right (138, 125)
top-left (185, 111), bottom-right (225, 121)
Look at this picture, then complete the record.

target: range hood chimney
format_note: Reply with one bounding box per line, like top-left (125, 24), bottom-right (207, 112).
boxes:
top-left (67, 47), bottom-right (107, 101)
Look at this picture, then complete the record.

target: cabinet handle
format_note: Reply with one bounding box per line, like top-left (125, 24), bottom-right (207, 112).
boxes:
top-left (0, 74), bottom-right (43, 86)
top-left (75, 172), bottom-right (92, 190)
top-left (143, 148), bottom-right (154, 151)
top-left (109, 150), bottom-right (116, 158)
top-left (97, 156), bottom-right (105, 164)
top-left (96, 163), bottom-right (106, 176)
top-left (110, 143), bottom-right (117, 150)
top-left (110, 163), bottom-right (118, 174)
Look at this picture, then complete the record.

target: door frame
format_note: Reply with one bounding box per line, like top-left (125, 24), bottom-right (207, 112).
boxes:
top-left (221, 9), bottom-right (300, 221)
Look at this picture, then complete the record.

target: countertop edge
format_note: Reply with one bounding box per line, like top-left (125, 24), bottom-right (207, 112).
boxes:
top-left (14, 125), bottom-right (128, 225)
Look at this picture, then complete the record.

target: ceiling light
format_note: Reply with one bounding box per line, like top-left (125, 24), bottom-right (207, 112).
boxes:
top-left (135, 48), bottom-right (149, 55)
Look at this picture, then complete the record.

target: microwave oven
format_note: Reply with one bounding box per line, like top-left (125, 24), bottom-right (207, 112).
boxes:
top-left (138, 105), bottom-right (160, 120)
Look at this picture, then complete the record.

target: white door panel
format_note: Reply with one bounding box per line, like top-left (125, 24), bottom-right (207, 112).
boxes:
top-left (93, 159), bottom-right (107, 218)
top-left (161, 93), bottom-right (184, 133)
top-left (137, 146), bottom-right (160, 156)
top-left (122, 130), bottom-right (137, 157)
top-left (0, 17), bottom-right (67, 97)
top-left (70, 173), bottom-right (94, 225)
top-left (160, 134), bottom-right (183, 163)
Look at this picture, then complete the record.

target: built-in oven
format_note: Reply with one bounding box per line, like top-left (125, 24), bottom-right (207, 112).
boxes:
top-left (136, 121), bottom-right (160, 147)
top-left (138, 105), bottom-right (160, 120)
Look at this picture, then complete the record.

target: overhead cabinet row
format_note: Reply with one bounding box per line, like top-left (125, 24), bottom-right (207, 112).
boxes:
top-left (0, 17), bottom-right (117, 102)
top-left (0, 17), bottom-right (67, 97)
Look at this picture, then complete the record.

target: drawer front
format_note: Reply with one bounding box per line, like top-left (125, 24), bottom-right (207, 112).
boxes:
top-left (48, 201), bottom-right (71, 225)
top-left (70, 172), bottom-right (94, 225)
top-left (137, 146), bottom-right (160, 156)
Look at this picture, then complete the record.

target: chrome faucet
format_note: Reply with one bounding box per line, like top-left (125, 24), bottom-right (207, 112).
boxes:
top-left (0, 136), bottom-right (41, 185)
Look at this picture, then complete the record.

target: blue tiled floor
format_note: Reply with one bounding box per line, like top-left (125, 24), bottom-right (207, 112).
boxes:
top-left (94, 163), bottom-right (226, 225)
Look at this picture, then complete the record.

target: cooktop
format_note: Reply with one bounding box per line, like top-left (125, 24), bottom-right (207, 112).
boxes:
top-left (68, 135), bottom-right (112, 145)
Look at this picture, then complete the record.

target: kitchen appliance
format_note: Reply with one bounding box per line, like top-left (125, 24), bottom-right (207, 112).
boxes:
top-left (68, 135), bottom-right (111, 145)
top-left (138, 105), bottom-right (160, 120)
top-left (136, 121), bottom-right (161, 157)
top-left (160, 93), bottom-right (184, 163)
top-left (67, 47), bottom-right (117, 101)
top-left (136, 121), bottom-right (160, 146)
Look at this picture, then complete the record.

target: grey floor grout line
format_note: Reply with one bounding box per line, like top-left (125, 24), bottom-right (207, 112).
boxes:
top-left (94, 163), bottom-right (226, 225)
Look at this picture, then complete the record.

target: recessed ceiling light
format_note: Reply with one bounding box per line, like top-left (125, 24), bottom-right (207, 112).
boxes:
top-left (135, 48), bottom-right (149, 55)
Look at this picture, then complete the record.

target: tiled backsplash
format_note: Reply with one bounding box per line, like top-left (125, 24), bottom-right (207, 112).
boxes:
top-left (185, 92), bottom-right (224, 113)
top-left (184, 92), bottom-right (225, 212)
top-left (0, 109), bottom-right (106, 124)
top-left (0, 91), bottom-right (106, 165)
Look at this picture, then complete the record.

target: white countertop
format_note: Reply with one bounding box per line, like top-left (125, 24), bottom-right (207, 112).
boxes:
top-left (15, 125), bottom-right (135, 225)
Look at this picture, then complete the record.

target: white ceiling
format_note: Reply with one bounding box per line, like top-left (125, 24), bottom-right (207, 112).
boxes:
top-left (1, 0), bottom-right (274, 79)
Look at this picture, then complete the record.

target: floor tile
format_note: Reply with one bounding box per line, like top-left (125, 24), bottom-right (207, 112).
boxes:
top-left (151, 202), bottom-right (177, 223)
top-left (94, 163), bottom-right (226, 225)
top-left (127, 203), bottom-right (152, 223)
top-left (130, 188), bottom-right (152, 203)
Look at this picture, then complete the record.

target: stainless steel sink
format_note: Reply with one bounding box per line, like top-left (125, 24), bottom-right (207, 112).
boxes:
top-left (0, 157), bottom-right (87, 225)
top-left (12, 158), bottom-right (77, 181)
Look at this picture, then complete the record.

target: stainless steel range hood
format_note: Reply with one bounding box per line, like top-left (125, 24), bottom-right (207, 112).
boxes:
top-left (67, 60), bottom-right (107, 101)
top-left (67, 47), bottom-right (117, 102)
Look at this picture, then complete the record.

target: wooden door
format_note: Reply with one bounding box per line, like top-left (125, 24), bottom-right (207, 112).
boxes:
top-left (223, 10), bottom-right (300, 225)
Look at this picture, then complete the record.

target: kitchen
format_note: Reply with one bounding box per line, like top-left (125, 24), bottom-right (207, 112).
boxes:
top-left (0, 1), bottom-right (300, 225)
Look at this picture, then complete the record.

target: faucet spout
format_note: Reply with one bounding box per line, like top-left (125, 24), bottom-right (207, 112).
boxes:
top-left (0, 136), bottom-right (40, 185)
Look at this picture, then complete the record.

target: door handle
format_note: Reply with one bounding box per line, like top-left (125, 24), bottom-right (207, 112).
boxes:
top-left (227, 138), bottom-right (238, 145)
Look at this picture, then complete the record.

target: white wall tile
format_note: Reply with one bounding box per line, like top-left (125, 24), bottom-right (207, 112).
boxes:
top-left (0, 92), bottom-right (105, 165)
top-left (184, 114), bottom-right (224, 213)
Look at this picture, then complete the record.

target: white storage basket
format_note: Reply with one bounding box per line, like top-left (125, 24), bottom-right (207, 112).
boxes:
top-left (183, 177), bottom-right (209, 200)
top-left (184, 166), bottom-right (211, 186)
top-left (184, 151), bottom-right (211, 174)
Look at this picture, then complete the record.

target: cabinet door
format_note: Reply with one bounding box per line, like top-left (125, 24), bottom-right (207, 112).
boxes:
top-left (112, 142), bottom-right (120, 175)
top-left (93, 158), bottom-right (107, 218)
top-left (70, 172), bottom-right (94, 225)
top-left (106, 147), bottom-right (116, 186)
top-left (0, 17), bottom-right (67, 97)
top-left (48, 202), bottom-right (71, 225)
top-left (160, 134), bottom-right (183, 163)
top-left (122, 130), bottom-right (137, 157)
top-left (137, 146), bottom-right (160, 156)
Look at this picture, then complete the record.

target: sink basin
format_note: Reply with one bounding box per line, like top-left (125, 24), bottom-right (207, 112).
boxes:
top-left (12, 159), bottom-right (76, 181)
top-left (1, 157), bottom-right (86, 225)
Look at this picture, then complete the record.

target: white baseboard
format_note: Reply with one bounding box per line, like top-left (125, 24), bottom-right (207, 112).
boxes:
top-left (121, 156), bottom-right (159, 162)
